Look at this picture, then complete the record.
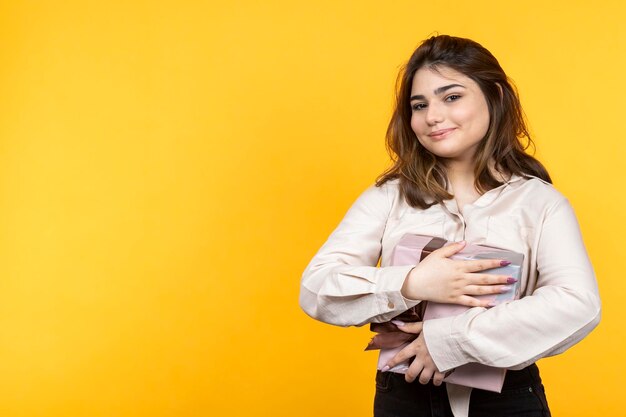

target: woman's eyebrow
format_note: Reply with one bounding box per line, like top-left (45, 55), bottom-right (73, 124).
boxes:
top-left (410, 83), bottom-right (466, 101)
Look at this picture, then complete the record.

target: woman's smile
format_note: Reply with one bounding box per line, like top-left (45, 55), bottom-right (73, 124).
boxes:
top-left (427, 128), bottom-right (456, 139)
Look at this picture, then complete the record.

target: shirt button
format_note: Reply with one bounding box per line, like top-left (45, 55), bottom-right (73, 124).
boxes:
top-left (388, 301), bottom-right (395, 309)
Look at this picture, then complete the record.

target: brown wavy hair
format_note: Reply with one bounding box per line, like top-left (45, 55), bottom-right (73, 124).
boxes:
top-left (376, 35), bottom-right (551, 209)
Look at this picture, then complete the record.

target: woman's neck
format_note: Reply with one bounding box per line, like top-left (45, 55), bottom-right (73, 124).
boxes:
top-left (444, 159), bottom-right (479, 214)
top-left (443, 158), bottom-right (510, 213)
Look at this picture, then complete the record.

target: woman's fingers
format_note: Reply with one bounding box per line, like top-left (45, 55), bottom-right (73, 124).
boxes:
top-left (466, 273), bottom-right (515, 285)
top-left (418, 367), bottom-right (434, 384)
top-left (460, 273), bottom-right (517, 297)
top-left (432, 371), bottom-right (446, 386)
top-left (464, 284), bottom-right (511, 296)
top-left (433, 240), bottom-right (467, 258)
top-left (462, 258), bottom-right (510, 273)
top-left (456, 295), bottom-right (494, 308)
top-left (391, 320), bottom-right (423, 334)
top-left (383, 342), bottom-right (418, 371)
top-left (405, 357), bottom-right (443, 385)
top-left (405, 361), bottom-right (424, 383)
top-left (385, 333), bottom-right (443, 386)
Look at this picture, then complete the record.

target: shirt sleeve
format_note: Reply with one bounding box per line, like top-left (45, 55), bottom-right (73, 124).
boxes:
top-left (423, 197), bottom-right (601, 372)
top-left (299, 182), bottom-right (420, 327)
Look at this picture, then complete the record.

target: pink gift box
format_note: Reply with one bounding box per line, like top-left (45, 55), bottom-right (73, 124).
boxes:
top-left (374, 234), bottom-right (524, 392)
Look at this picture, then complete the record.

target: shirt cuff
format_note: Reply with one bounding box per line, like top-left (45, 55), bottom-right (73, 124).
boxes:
top-left (374, 265), bottom-right (421, 319)
top-left (422, 315), bottom-right (468, 372)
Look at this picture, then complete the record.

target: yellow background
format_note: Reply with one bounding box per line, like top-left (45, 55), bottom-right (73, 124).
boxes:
top-left (0, 1), bottom-right (623, 416)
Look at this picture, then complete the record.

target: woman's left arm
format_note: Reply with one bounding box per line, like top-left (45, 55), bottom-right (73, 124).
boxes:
top-left (422, 197), bottom-right (601, 372)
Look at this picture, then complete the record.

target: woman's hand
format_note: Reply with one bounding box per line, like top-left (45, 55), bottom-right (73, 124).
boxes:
top-left (383, 321), bottom-right (446, 385)
top-left (401, 240), bottom-right (515, 307)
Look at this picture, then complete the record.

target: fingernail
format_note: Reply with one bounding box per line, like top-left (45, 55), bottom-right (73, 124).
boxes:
top-left (501, 286), bottom-right (512, 292)
top-left (391, 320), bottom-right (406, 327)
top-left (506, 277), bottom-right (517, 284)
top-left (458, 240), bottom-right (466, 245)
top-left (487, 302), bottom-right (496, 307)
top-left (500, 260), bottom-right (511, 266)
top-left (381, 365), bottom-right (390, 372)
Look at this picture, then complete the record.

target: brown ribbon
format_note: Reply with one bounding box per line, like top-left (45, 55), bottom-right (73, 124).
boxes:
top-left (365, 236), bottom-right (447, 351)
top-left (420, 236), bottom-right (447, 261)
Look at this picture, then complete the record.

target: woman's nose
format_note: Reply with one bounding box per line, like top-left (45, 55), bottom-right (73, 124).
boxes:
top-left (425, 103), bottom-right (444, 125)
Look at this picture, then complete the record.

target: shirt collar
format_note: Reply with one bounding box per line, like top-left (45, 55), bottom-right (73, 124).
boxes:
top-left (441, 173), bottom-right (526, 213)
top-left (471, 173), bottom-right (525, 208)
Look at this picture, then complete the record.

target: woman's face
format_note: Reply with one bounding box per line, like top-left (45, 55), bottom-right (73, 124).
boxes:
top-left (409, 66), bottom-right (490, 164)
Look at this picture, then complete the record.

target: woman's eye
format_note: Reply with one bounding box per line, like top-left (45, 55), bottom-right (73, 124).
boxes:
top-left (445, 94), bottom-right (461, 102)
top-left (411, 103), bottom-right (427, 111)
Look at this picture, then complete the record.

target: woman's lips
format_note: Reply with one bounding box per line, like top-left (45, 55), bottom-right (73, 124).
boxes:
top-left (428, 128), bottom-right (456, 139)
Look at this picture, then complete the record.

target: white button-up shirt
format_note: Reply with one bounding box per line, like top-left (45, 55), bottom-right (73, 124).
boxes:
top-left (300, 174), bottom-right (601, 416)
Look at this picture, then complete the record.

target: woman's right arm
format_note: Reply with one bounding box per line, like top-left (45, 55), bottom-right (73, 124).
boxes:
top-left (299, 183), bottom-right (419, 327)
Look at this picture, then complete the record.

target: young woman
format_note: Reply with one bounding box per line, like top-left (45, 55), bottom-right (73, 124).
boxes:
top-left (299, 35), bottom-right (601, 417)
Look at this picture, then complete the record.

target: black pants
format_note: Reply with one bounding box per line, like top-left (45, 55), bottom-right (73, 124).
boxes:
top-left (374, 364), bottom-right (551, 417)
